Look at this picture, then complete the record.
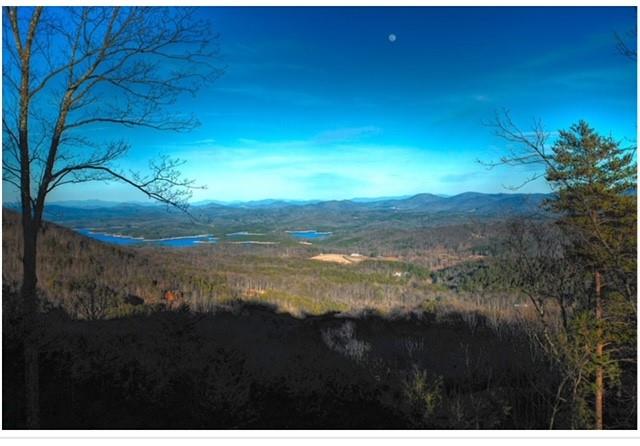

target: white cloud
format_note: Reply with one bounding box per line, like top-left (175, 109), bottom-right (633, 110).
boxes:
top-left (215, 85), bottom-right (329, 107)
top-left (164, 129), bottom-right (476, 201)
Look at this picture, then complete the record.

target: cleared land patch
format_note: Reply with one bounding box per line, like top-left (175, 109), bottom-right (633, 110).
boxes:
top-left (311, 253), bottom-right (368, 264)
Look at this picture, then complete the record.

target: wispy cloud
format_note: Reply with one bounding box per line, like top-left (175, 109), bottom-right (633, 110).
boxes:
top-left (473, 94), bottom-right (490, 103)
top-left (219, 40), bottom-right (325, 81)
top-left (440, 171), bottom-right (481, 183)
top-left (518, 31), bottom-right (614, 70)
top-left (295, 172), bottom-right (368, 195)
top-left (313, 126), bottom-right (381, 144)
top-left (216, 85), bottom-right (329, 107)
top-left (162, 128), bottom-right (473, 200)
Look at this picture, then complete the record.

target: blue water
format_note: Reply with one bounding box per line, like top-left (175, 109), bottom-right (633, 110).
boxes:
top-left (76, 229), bottom-right (144, 246)
top-left (76, 229), bottom-right (218, 247)
top-left (287, 230), bottom-right (332, 240)
top-left (227, 231), bottom-right (264, 237)
top-left (154, 236), bottom-right (218, 247)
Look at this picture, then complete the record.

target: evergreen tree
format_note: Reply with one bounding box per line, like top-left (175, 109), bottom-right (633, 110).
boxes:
top-left (544, 121), bottom-right (636, 429)
top-left (546, 121), bottom-right (636, 294)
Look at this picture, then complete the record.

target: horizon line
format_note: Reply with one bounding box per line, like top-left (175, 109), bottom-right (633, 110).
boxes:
top-left (2, 190), bottom-right (553, 207)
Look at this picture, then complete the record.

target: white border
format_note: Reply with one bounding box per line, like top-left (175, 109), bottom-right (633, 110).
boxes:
top-left (0, 0), bottom-right (638, 438)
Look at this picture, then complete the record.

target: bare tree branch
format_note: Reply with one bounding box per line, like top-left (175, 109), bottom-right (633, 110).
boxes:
top-left (615, 30), bottom-right (637, 61)
top-left (3, 6), bottom-right (221, 221)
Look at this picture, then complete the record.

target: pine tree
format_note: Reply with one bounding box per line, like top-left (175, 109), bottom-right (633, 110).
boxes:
top-left (544, 121), bottom-right (637, 429)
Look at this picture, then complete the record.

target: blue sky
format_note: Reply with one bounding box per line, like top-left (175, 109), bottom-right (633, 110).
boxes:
top-left (5, 6), bottom-right (637, 203)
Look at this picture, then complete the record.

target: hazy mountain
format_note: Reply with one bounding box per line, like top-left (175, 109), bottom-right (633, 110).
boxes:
top-left (192, 198), bottom-right (322, 208)
top-left (37, 192), bottom-right (550, 214)
top-left (47, 199), bottom-right (161, 208)
top-left (349, 195), bottom-right (414, 203)
top-left (10, 192), bottom-right (552, 215)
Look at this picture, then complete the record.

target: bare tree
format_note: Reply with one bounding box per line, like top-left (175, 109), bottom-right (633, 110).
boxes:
top-left (479, 109), bottom-right (554, 190)
top-left (499, 219), bottom-right (592, 428)
top-left (2, 6), bottom-right (221, 428)
top-left (68, 279), bottom-right (115, 321)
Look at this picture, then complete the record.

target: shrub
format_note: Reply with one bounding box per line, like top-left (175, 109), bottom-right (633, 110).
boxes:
top-left (321, 321), bottom-right (371, 362)
top-left (402, 366), bottom-right (444, 428)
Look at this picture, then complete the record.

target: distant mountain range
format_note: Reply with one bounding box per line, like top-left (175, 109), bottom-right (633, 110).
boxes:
top-left (191, 198), bottom-right (323, 208)
top-left (373, 192), bottom-right (550, 213)
top-left (1, 191), bottom-right (555, 240)
top-left (30, 192), bottom-right (543, 211)
top-left (17, 192), bottom-right (552, 225)
top-left (44, 199), bottom-right (160, 209)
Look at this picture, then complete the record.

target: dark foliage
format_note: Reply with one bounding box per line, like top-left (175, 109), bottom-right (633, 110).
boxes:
top-left (3, 288), bottom-right (578, 429)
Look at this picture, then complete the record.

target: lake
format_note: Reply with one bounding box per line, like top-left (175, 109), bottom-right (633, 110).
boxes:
top-left (76, 228), bottom-right (330, 246)
top-left (76, 229), bottom-right (218, 247)
top-left (227, 231), bottom-right (265, 237)
top-left (286, 230), bottom-right (332, 240)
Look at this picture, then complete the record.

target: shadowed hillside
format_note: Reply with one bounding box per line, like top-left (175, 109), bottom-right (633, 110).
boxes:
top-left (4, 291), bottom-right (561, 429)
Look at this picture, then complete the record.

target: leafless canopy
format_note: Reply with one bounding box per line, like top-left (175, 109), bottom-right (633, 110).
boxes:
top-left (2, 6), bottom-right (222, 216)
top-left (479, 109), bottom-right (558, 191)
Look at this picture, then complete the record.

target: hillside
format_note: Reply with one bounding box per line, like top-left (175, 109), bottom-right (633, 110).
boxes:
top-left (1, 210), bottom-right (569, 430)
top-left (2, 208), bottom-right (498, 317)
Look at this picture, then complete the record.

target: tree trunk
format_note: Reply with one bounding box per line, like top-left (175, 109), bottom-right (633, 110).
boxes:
top-left (21, 222), bottom-right (40, 429)
top-left (594, 269), bottom-right (604, 430)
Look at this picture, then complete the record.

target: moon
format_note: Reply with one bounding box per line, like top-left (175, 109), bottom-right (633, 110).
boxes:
top-left (388, 33), bottom-right (397, 43)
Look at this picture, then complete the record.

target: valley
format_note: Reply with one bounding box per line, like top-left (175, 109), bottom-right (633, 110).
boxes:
top-left (31, 191), bottom-right (550, 252)
top-left (2, 190), bottom-right (635, 430)
top-left (3, 200), bottom-right (556, 429)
